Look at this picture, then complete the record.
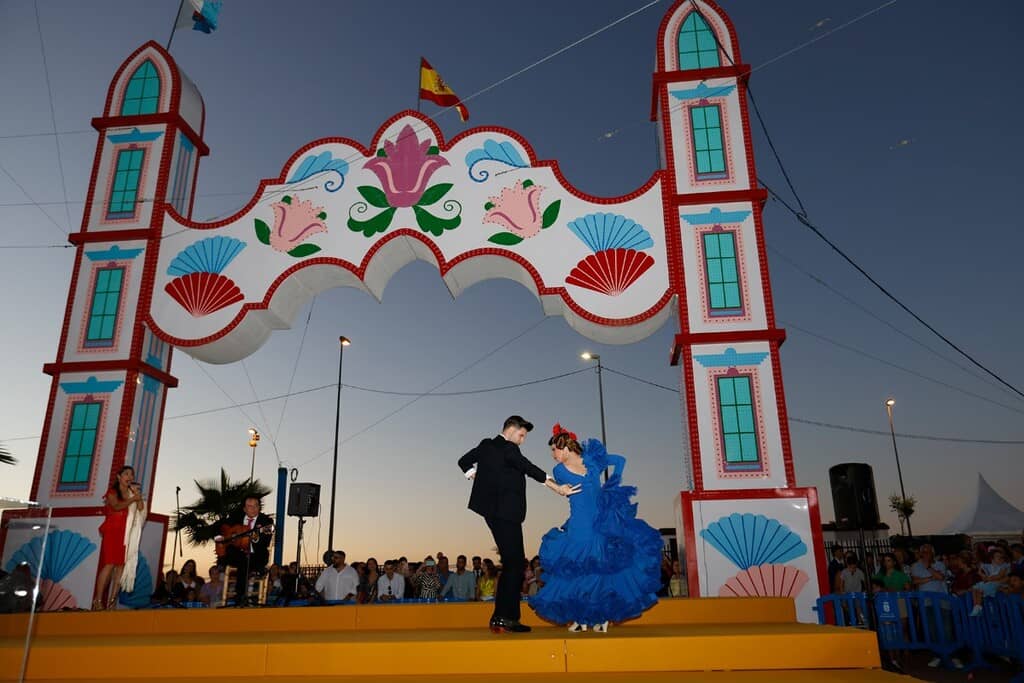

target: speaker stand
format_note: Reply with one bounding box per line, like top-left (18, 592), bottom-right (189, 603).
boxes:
top-left (295, 517), bottom-right (305, 569)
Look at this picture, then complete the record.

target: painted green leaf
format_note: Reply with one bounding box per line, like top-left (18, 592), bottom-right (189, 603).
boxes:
top-left (287, 243), bottom-right (322, 258)
top-left (254, 218), bottom-right (271, 245)
top-left (427, 145), bottom-right (439, 155)
top-left (413, 205), bottom-right (461, 236)
top-left (522, 179), bottom-right (534, 188)
top-left (541, 199), bottom-right (561, 229)
top-left (484, 201), bottom-right (495, 211)
top-left (417, 183), bottom-right (452, 207)
top-left (487, 232), bottom-right (524, 246)
top-left (376, 148), bottom-right (387, 157)
top-left (282, 195), bottom-right (292, 205)
top-left (348, 206), bottom-right (397, 237)
top-left (357, 185), bottom-right (390, 208)
top-left (317, 211), bottom-right (327, 220)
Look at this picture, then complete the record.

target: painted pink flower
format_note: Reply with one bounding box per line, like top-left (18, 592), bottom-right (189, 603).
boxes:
top-left (363, 124), bottom-right (450, 208)
top-left (269, 197), bottom-right (328, 253)
top-left (483, 180), bottom-right (546, 239)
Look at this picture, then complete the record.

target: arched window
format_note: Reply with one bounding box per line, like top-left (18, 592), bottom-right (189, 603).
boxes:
top-left (121, 60), bottom-right (161, 116)
top-left (678, 13), bottom-right (721, 70)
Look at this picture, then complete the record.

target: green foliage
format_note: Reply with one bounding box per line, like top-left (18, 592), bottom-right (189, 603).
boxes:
top-left (172, 468), bottom-right (272, 547)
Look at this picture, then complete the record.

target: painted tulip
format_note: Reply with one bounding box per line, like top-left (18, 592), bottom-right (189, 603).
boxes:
top-left (363, 125), bottom-right (450, 208)
top-left (269, 197), bottom-right (328, 253)
top-left (483, 180), bottom-right (546, 239)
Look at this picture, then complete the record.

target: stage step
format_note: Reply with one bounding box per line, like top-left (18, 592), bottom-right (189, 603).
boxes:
top-left (0, 597), bottom-right (795, 638)
top-left (3, 673), bottom-right (909, 683)
top-left (1, 623), bottom-right (878, 679)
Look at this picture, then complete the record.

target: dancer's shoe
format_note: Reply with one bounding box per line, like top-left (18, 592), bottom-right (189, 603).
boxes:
top-left (567, 622), bottom-right (587, 632)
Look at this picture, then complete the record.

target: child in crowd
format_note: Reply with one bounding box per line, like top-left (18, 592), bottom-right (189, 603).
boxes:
top-left (971, 548), bottom-right (1011, 616)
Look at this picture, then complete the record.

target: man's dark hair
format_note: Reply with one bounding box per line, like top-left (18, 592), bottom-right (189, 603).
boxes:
top-left (457, 555), bottom-right (467, 561)
top-left (503, 415), bottom-right (534, 432)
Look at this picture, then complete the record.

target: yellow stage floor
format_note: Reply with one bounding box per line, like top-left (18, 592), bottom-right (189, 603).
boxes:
top-left (0, 598), bottom-right (892, 682)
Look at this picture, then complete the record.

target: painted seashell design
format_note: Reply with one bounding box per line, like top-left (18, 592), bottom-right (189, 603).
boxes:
top-left (39, 578), bottom-right (78, 611)
top-left (565, 248), bottom-right (654, 297)
top-left (700, 513), bottom-right (807, 570)
top-left (166, 235), bottom-right (246, 276)
top-left (5, 529), bottom-right (97, 583)
top-left (567, 212), bottom-right (654, 253)
top-left (119, 552), bottom-right (154, 608)
top-left (165, 272), bottom-right (244, 318)
top-left (718, 563), bottom-right (809, 598)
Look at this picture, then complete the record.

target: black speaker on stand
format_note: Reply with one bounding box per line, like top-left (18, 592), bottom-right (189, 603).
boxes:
top-left (287, 483), bottom-right (320, 570)
top-left (829, 463), bottom-right (880, 529)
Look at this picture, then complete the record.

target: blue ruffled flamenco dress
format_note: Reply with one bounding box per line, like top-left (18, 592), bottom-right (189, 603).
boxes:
top-left (530, 439), bottom-right (662, 627)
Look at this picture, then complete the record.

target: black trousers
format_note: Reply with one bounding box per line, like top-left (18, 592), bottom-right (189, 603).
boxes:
top-left (485, 516), bottom-right (525, 622)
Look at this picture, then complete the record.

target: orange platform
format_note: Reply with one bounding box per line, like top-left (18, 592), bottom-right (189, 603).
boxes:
top-left (0, 598), bottom-right (900, 682)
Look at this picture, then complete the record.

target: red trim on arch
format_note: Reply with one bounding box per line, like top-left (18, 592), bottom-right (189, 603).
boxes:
top-left (148, 227), bottom-right (676, 348)
top-left (653, 64), bottom-right (750, 85)
top-left (670, 188), bottom-right (767, 207)
top-left (68, 229), bottom-right (152, 245)
top-left (769, 342), bottom-right (796, 488)
top-left (163, 110), bottom-right (664, 232)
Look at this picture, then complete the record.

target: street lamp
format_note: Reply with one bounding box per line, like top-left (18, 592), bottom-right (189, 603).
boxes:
top-left (247, 428), bottom-right (260, 481)
top-left (581, 352), bottom-right (608, 479)
top-left (328, 336), bottom-right (351, 553)
top-left (884, 398), bottom-right (912, 539)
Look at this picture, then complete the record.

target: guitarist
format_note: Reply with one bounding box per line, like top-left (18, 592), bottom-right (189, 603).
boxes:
top-left (214, 496), bottom-right (274, 606)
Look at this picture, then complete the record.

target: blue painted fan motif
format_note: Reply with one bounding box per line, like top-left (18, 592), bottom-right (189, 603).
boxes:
top-left (567, 213), bottom-right (654, 253)
top-left (699, 513), bottom-right (807, 570)
top-left (167, 236), bottom-right (246, 276)
top-left (5, 529), bottom-right (97, 582)
top-left (119, 552), bottom-right (154, 608)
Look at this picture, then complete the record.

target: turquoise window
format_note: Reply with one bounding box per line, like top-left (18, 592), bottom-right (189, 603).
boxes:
top-left (107, 148), bottom-right (145, 219)
top-left (85, 267), bottom-right (124, 347)
top-left (121, 60), bottom-right (161, 116)
top-left (690, 105), bottom-right (727, 178)
top-left (716, 375), bottom-right (760, 469)
top-left (678, 13), bottom-right (720, 70)
top-left (60, 402), bottom-right (102, 488)
top-left (702, 231), bottom-right (742, 314)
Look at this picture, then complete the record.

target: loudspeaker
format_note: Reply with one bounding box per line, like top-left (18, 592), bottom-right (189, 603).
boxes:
top-left (829, 463), bottom-right (880, 529)
top-left (287, 482), bottom-right (321, 517)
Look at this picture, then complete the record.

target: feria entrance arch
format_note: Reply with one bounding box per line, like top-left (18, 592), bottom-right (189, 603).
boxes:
top-left (2, 1), bottom-right (829, 619)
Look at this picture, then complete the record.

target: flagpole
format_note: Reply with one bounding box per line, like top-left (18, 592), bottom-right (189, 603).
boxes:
top-left (167, 0), bottom-right (186, 50)
top-left (416, 58), bottom-right (422, 112)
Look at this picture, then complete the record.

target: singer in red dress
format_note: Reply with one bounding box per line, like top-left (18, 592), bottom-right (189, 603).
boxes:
top-left (92, 466), bottom-right (143, 610)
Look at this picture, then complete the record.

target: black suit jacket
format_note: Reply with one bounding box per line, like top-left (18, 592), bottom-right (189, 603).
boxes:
top-left (221, 510), bottom-right (274, 568)
top-left (458, 435), bottom-right (548, 523)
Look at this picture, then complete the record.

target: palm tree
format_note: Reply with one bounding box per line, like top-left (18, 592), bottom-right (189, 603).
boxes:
top-left (173, 468), bottom-right (272, 547)
top-left (0, 444), bottom-right (16, 466)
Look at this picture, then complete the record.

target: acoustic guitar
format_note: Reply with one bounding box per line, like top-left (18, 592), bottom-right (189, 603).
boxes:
top-left (214, 522), bottom-right (273, 558)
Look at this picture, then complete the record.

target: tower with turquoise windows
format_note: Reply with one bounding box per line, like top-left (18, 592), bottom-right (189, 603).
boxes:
top-left (0, 42), bottom-right (206, 608)
top-left (657, 1), bottom-right (829, 618)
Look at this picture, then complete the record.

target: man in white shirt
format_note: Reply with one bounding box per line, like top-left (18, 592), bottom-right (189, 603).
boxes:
top-left (377, 560), bottom-right (405, 602)
top-left (315, 550), bottom-right (359, 602)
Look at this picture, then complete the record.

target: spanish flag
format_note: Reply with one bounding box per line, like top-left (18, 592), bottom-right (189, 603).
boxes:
top-left (419, 58), bottom-right (469, 122)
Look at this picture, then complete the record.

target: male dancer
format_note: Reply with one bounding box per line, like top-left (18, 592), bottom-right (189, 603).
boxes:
top-left (458, 415), bottom-right (578, 633)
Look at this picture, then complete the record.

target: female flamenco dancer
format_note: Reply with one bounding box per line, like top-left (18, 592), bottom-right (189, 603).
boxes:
top-left (92, 465), bottom-right (146, 610)
top-left (530, 424), bottom-right (662, 632)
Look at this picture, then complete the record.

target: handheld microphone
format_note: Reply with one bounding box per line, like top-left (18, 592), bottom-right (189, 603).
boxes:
top-left (176, 486), bottom-right (181, 493)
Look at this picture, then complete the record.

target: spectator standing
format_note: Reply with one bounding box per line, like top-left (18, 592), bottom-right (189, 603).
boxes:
top-left (378, 560), bottom-right (405, 602)
top-left (970, 548), bottom-right (1011, 616)
top-left (441, 555), bottom-right (477, 601)
top-left (315, 550), bottom-right (359, 602)
top-left (827, 547), bottom-right (845, 593)
top-left (837, 554), bottom-right (867, 593)
top-left (199, 566), bottom-right (224, 608)
top-left (668, 559), bottom-right (687, 597)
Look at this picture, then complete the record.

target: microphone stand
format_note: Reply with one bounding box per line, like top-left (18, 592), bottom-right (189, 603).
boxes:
top-left (171, 486), bottom-right (183, 571)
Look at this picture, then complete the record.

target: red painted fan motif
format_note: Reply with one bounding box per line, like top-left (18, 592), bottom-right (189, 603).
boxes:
top-left (165, 272), bottom-right (244, 318)
top-left (39, 579), bottom-right (78, 611)
top-left (718, 563), bottom-right (809, 598)
top-left (565, 248), bottom-right (654, 297)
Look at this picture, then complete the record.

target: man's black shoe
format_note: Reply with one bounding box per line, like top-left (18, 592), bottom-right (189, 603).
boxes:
top-left (489, 618), bottom-right (531, 633)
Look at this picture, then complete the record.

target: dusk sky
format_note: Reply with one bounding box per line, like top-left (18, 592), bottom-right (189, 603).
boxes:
top-left (2, 0), bottom-right (1022, 570)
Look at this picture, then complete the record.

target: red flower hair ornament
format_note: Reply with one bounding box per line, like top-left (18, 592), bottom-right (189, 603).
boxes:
top-left (551, 423), bottom-right (577, 441)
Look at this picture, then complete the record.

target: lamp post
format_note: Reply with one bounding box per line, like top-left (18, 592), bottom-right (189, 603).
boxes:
top-left (247, 428), bottom-right (260, 481)
top-left (884, 398), bottom-right (912, 539)
top-left (328, 336), bottom-right (351, 553)
top-left (581, 352), bottom-right (608, 479)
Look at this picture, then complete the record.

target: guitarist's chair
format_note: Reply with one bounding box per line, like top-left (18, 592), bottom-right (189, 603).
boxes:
top-left (222, 565), bottom-right (269, 606)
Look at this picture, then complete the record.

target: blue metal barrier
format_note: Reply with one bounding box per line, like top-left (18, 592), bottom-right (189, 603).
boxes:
top-left (818, 590), bottom-right (1024, 677)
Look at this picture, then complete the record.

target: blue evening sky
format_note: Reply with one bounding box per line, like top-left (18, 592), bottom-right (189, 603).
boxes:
top-left (1, 0), bottom-right (1021, 568)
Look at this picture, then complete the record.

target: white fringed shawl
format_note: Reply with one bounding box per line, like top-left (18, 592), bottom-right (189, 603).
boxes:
top-left (119, 500), bottom-right (147, 592)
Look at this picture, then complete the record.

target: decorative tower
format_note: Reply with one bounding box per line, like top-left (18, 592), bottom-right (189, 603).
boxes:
top-left (656, 1), bottom-right (828, 618)
top-left (0, 42), bottom-right (206, 608)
